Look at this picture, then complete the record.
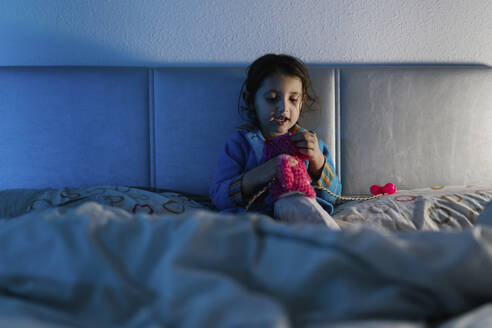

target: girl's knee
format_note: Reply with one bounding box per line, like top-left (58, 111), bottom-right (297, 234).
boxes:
top-left (274, 194), bottom-right (340, 229)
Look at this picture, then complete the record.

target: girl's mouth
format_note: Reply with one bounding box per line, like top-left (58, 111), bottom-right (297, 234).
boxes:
top-left (272, 117), bottom-right (289, 125)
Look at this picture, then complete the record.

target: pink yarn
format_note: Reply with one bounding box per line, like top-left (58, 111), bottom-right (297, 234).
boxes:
top-left (261, 132), bottom-right (316, 201)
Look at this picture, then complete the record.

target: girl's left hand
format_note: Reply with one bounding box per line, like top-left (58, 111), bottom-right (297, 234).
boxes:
top-left (290, 130), bottom-right (325, 177)
top-left (290, 130), bottom-right (323, 161)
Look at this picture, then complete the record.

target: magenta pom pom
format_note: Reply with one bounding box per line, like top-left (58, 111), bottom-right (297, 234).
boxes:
top-left (370, 183), bottom-right (396, 195)
top-left (382, 183), bottom-right (397, 194)
top-left (370, 185), bottom-right (383, 195)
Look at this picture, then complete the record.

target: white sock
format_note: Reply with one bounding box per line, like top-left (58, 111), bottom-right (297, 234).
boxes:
top-left (274, 193), bottom-right (340, 229)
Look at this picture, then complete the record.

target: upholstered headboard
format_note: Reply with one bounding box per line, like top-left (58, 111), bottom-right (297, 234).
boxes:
top-left (339, 67), bottom-right (492, 194)
top-left (0, 67), bottom-right (150, 188)
top-left (1, 66), bottom-right (491, 196)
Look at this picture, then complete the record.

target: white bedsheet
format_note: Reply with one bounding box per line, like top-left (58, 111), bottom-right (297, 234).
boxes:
top-left (1, 202), bottom-right (492, 327)
top-left (333, 185), bottom-right (492, 232)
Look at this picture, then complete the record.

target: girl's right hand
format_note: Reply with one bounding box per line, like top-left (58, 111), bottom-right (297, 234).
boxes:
top-left (241, 155), bottom-right (297, 199)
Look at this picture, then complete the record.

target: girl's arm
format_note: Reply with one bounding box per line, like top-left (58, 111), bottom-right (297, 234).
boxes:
top-left (289, 130), bottom-right (325, 181)
top-left (209, 135), bottom-right (248, 210)
top-left (242, 155), bottom-right (300, 199)
top-left (314, 141), bottom-right (342, 203)
top-left (210, 131), bottom-right (283, 210)
top-left (241, 158), bottom-right (278, 199)
top-left (290, 130), bottom-right (341, 202)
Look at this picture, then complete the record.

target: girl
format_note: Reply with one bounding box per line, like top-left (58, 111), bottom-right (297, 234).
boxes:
top-left (209, 54), bottom-right (341, 228)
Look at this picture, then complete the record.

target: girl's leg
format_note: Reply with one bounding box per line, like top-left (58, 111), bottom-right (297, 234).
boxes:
top-left (274, 193), bottom-right (340, 229)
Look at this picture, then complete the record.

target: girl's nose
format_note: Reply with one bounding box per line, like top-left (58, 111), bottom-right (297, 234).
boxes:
top-left (276, 99), bottom-right (287, 113)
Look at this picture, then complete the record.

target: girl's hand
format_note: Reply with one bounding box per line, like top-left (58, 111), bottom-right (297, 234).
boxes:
top-left (290, 130), bottom-right (324, 163)
top-left (290, 131), bottom-right (325, 179)
top-left (242, 155), bottom-right (297, 199)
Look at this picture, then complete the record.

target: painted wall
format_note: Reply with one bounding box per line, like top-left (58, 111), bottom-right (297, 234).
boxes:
top-left (1, 0), bottom-right (491, 66)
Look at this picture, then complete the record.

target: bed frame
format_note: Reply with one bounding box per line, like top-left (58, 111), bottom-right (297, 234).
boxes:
top-left (1, 65), bottom-right (492, 195)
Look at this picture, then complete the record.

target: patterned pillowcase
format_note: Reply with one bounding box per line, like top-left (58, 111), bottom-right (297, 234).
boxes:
top-left (332, 185), bottom-right (492, 232)
top-left (0, 186), bottom-right (207, 219)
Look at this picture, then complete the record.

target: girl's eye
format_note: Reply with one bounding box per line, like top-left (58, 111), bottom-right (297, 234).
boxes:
top-left (290, 98), bottom-right (299, 103)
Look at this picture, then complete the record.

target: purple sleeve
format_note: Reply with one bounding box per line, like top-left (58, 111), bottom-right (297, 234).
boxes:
top-left (209, 131), bottom-right (251, 211)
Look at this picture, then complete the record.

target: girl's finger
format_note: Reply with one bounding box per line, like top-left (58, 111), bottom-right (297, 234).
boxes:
top-left (293, 140), bottom-right (308, 147)
top-left (298, 148), bottom-right (313, 154)
top-left (290, 131), bottom-right (310, 140)
top-left (289, 134), bottom-right (302, 142)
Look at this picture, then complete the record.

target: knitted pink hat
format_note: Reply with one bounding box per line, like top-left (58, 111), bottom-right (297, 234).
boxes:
top-left (261, 132), bottom-right (316, 201)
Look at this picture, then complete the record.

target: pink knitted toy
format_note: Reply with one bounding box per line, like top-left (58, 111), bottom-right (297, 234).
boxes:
top-left (261, 132), bottom-right (316, 201)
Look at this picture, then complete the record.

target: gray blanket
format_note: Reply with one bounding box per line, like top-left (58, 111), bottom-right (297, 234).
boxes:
top-left (1, 202), bottom-right (492, 327)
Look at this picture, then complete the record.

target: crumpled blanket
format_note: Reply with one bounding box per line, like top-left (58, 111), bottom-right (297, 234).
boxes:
top-left (1, 201), bottom-right (492, 327)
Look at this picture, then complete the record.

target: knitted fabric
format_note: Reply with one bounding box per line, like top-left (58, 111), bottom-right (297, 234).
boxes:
top-left (261, 132), bottom-right (316, 201)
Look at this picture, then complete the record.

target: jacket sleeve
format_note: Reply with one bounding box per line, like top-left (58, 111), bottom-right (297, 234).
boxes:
top-left (209, 132), bottom-right (249, 211)
top-left (311, 140), bottom-right (342, 205)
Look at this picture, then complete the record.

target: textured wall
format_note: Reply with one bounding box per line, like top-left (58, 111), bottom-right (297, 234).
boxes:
top-left (1, 0), bottom-right (491, 66)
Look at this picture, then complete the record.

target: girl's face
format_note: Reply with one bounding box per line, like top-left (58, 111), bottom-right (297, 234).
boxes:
top-left (254, 73), bottom-right (303, 139)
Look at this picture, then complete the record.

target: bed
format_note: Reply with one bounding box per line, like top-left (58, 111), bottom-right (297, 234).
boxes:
top-left (1, 65), bottom-right (492, 327)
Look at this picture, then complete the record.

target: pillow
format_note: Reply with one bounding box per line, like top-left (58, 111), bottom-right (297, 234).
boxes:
top-left (0, 186), bottom-right (206, 219)
top-left (332, 185), bottom-right (492, 232)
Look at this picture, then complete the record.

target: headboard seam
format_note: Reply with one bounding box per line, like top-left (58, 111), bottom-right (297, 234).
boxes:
top-left (148, 68), bottom-right (156, 188)
top-left (334, 68), bottom-right (342, 183)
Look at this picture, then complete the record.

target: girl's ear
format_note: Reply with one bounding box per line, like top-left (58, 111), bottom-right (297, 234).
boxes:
top-left (242, 91), bottom-right (249, 103)
top-left (243, 91), bottom-right (255, 110)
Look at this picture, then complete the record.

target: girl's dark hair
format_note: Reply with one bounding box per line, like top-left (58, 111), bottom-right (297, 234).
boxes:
top-left (238, 54), bottom-right (319, 129)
